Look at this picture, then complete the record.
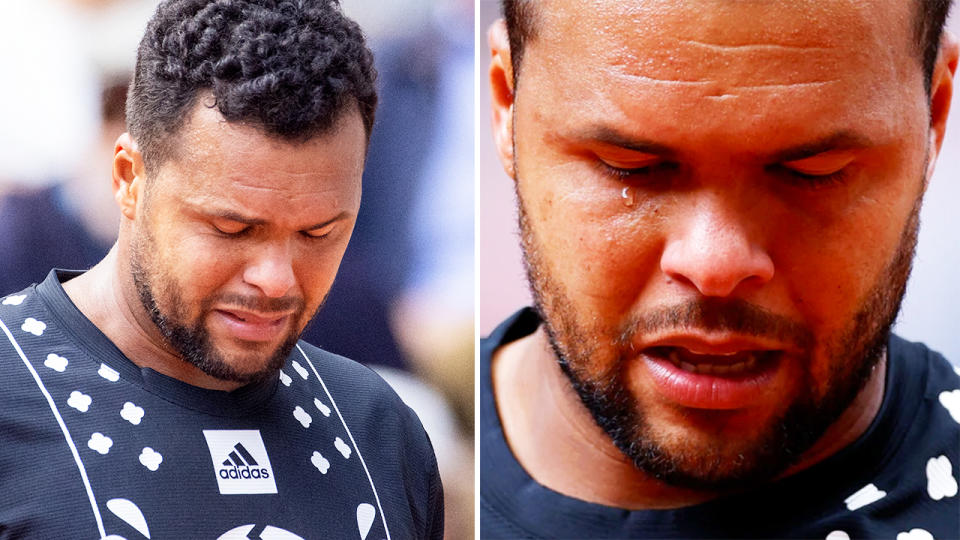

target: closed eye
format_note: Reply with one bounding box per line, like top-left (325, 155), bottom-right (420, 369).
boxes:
top-left (775, 151), bottom-right (856, 188)
top-left (212, 221), bottom-right (251, 237)
top-left (595, 159), bottom-right (678, 184)
top-left (302, 224), bottom-right (336, 239)
top-left (773, 166), bottom-right (850, 188)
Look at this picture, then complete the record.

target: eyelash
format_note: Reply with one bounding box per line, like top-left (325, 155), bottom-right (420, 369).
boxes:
top-left (301, 230), bottom-right (332, 240)
top-left (596, 160), bottom-right (850, 190)
top-left (214, 227), bottom-right (332, 241)
top-left (594, 161), bottom-right (676, 183)
top-left (214, 226), bottom-right (250, 238)
top-left (775, 166), bottom-right (850, 189)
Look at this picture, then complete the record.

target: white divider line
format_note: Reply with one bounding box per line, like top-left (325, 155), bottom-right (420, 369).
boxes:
top-left (297, 344), bottom-right (391, 540)
top-left (0, 316), bottom-right (105, 537)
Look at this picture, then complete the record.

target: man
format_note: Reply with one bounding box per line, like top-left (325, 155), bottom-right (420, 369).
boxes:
top-left (0, 1), bottom-right (443, 537)
top-left (482, 0), bottom-right (960, 538)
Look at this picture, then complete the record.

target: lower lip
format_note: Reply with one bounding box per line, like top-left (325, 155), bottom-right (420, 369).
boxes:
top-left (641, 352), bottom-right (782, 410)
top-left (212, 310), bottom-right (289, 342)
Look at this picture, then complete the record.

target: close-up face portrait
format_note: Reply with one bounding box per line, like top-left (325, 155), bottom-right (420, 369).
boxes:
top-left (116, 0), bottom-right (373, 386)
top-left (128, 103), bottom-right (364, 385)
top-left (488, 0), bottom-right (955, 489)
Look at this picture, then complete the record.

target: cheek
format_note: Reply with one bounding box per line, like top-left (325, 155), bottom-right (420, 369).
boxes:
top-left (296, 259), bottom-right (337, 303)
top-left (772, 187), bottom-right (916, 342)
top-left (158, 232), bottom-right (243, 300)
top-left (293, 238), bottom-right (353, 304)
top-left (520, 166), bottom-right (665, 323)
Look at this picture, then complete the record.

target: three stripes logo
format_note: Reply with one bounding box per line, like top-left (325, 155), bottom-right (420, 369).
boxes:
top-left (203, 430), bottom-right (278, 495)
top-left (220, 442), bottom-right (270, 480)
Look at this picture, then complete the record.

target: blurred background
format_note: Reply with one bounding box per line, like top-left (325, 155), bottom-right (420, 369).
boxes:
top-left (0, 0), bottom-right (474, 537)
top-left (477, 0), bottom-right (960, 368)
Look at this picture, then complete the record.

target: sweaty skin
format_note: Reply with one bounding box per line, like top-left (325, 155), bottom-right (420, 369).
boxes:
top-left (65, 102), bottom-right (364, 391)
top-left (489, 0), bottom-right (958, 509)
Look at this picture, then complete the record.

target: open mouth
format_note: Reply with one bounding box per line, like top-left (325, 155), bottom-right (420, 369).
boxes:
top-left (644, 346), bottom-right (781, 377)
top-left (636, 338), bottom-right (789, 409)
top-left (213, 309), bottom-right (292, 343)
top-left (219, 310), bottom-right (287, 325)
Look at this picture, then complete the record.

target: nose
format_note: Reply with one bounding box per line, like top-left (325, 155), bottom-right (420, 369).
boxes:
top-left (659, 195), bottom-right (774, 297)
top-left (242, 242), bottom-right (297, 298)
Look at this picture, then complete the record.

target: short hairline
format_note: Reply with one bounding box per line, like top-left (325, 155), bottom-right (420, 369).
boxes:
top-left (126, 0), bottom-right (378, 179)
top-left (137, 94), bottom-right (367, 178)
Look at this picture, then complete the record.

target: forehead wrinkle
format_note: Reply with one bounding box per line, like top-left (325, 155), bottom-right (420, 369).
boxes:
top-left (224, 168), bottom-right (352, 190)
top-left (605, 37), bottom-right (849, 90)
top-left (542, 0), bottom-right (912, 94)
top-left (678, 40), bottom-right (833, 54)
top-left (605, 70), bottom-right (841, 91)
top-left (523, 0), bottom-right (921, 154)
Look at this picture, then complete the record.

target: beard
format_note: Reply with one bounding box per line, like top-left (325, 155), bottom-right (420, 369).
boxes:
top-left (128, 223), bottom-right (309, 386)
top-left (516, 184), bottom-right (921, 491)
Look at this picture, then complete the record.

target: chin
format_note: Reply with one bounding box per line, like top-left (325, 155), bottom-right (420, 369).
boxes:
top-left (185, 333), bottom-right (299, 385)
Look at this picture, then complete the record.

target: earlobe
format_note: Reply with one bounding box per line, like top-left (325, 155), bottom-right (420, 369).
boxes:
top-left (926, 31), bottom-right (959, 179)
top-left (113, 133), bottom-right (145, 221)
top-left (489, 19), bottom-right (518, 181)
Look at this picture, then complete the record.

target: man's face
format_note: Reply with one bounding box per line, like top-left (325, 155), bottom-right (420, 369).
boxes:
top-left (502, 0), bottom-right (936, 488)
top-left (129, 104), bottom-right (364, 384)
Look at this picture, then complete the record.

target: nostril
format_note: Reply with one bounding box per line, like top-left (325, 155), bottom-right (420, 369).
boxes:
top-left (661, 238), bottom-right (774, 298)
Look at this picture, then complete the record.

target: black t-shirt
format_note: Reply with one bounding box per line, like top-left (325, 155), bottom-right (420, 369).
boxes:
top-left (481, 308), bottom-right (960, 539)
top-left (0, 270), bottom-right (443, 539)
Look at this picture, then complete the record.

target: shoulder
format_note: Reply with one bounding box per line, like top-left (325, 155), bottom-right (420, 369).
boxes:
top-left (888, 334), bottom-right (960, 395)
top-left (290, 341), bottom-right (435, 455)
top-left (481, 308), bottom-right (541, 360)
top-left (872, 335), bottom-right (960, 538)
top-left (886, 335), bottom-right (959, 441)
top-left (0, 285), bottom-right (45, 339)
top-left (292, 341), bottom-right (407, 410)
top-left (291, 341), bottom-right (444, 537)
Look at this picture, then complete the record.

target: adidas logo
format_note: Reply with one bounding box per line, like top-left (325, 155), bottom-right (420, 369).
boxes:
top-left (203, 430), bottom-right (278, 495)
top-left (219, 443), bottom-right (271, 480)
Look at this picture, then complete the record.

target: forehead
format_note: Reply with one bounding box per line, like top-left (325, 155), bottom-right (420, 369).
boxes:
top-left (530, 0), bottom-right (916, 72)
top-left (152, 103), bottom-right (365, 213)
top-left (519, 0), bottom-right (923, 149)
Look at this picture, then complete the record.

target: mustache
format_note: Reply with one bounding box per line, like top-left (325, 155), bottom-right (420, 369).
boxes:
top-left (617, 297), bottom-right (814, 350)
top-left (213, 294), bottom-right (305, 314)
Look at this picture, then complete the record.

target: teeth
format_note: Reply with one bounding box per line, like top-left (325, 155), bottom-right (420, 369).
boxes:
top-left (668, 351), bottom-right (763, 375)
top-left (691, 350), bottom-right (738, 357)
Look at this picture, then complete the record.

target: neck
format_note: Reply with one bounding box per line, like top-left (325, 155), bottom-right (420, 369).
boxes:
top-left (491, 327), bottom-right (886, 509)
top-left (62, 247), bottom-right (244, 391)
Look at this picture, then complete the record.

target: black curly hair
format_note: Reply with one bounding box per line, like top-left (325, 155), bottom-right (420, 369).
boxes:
top-left (127, 0), bottom-right (377, 174)
top-left (501, 0), bottom-right (953, 96)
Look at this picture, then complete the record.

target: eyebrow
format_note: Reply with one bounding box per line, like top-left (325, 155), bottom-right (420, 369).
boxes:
top-left (767, 132), bottom-right (876, 163)
top-left (574, 127), bottom-right (679, 159)
top-left (205, 209), bottom-right (349, 231)
top-left (572, 126), bottom-right (876, 162)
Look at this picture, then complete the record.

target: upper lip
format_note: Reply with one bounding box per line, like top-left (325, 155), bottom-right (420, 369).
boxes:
top-left (217, 308), bottom-right (293, 324)
top-left (635, 334), bottom-right (795, 355)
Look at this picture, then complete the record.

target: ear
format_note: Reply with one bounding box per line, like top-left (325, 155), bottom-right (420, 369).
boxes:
top-left (489, 19), bottom-right (518, 181)
top-left (113, 133), bottom-right (146, 221)
top-left (925, 30), bottom-right (959, 181)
